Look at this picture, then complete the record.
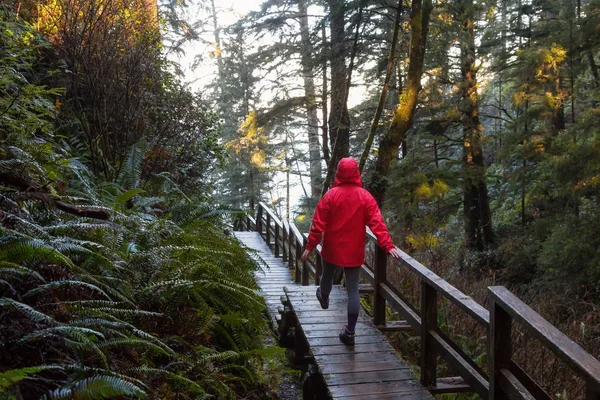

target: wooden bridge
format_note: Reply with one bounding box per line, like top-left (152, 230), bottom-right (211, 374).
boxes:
top-left (235, 202), bottom-right (600, 400)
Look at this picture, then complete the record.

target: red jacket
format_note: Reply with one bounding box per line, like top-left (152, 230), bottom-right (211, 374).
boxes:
top-left (306, 158), bottom-right (395, 267)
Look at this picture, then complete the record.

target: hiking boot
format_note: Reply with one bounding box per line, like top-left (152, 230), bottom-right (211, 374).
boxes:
top-left (316, 287), bottom-right (329, 310)
top-left (339, 326), bottom-right (355, 346)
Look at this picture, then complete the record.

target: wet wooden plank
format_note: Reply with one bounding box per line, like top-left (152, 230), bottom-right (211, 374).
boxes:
top-left (319, 360), bottom-right (410, 374)
top-left (303, 326), bottom-right (381, 338)
top-left (301, 323), bottom-right (373, 332)
top-left (296, 310), bottom-right (346, 317)
top-left (297, 315), bottom-right (368, 324)
top-left (309, 335), bottom-right (387, 346)
top-left (328, 381), bottom-right (429, 397)
top-left (324, 369), bottom-right (413, 386)
top-left (336, 392), bottom-right (432, 400)
top-left (311, 342), bottom-right (395, 356)
top-left (313, 351), bottom-right (401, 365)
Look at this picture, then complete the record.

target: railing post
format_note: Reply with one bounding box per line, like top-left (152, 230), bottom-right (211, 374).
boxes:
top-left (302, 235), bottom-right (309, 286)
top-left (288, 226), bottom-right (294, 270)
top-left (295, 236), bottom-right (302, 284)
top-left (246, 216), bottom-right (251, 231)
top-left (373, 246), bottom-right (387, 326)
top-left (274, 223), bottom-right (280, 257)
top-left (315, 252), bottom-right (322, 286)
top-left (266, 213), bottom-right (271, 247)
top-left (489, 299), bottom-right (512, 400)
top-left (256, 206), bottom-right (263, 236)
top-left (282, 223), bottom-right (287, 261)
top-left (420, 281), bottom-right (437, 387)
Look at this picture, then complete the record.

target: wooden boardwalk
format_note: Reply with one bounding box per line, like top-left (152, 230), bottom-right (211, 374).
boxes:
top-left (235, 231), bottom-right (433, 400)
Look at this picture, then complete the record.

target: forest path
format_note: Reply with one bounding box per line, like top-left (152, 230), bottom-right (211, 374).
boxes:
top-left (235, 231), bottom-right (433, 400)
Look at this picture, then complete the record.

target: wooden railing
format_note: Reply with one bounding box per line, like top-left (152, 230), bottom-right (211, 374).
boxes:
top-left (237, 202), bottom-right (600, 399)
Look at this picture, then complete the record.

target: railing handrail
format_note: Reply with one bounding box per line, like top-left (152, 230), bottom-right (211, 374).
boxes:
top-left (365, 228), bottom-right (489, 326)
top-left (289, 222), bottom-right (304, 247)
top-left (258, 201), bottom-right (283, 229)
top-left (489, 286), bottom-right (600, 387)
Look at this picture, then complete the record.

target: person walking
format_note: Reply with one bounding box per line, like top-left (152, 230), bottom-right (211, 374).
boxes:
top-left (301, 157), bottom-right (401, 345)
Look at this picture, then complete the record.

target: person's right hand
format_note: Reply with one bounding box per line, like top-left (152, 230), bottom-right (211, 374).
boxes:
top-left (389, 247), bottom-right (402, 259)
top-left (301, 249), bottom-right (312, 262)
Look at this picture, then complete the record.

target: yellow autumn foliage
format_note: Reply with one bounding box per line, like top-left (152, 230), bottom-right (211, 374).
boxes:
top-left (406, 233), bottom-right (441, 250)
top-left (414, 179), bottom-right (449, 201)
top-left (226, 111), bottom-right (268, 168)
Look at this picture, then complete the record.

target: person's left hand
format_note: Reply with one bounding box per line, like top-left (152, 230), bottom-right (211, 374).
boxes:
top-left (301, 249), bottom-right (312, 262)
top-left (389, 247), bottom-right (402, 259)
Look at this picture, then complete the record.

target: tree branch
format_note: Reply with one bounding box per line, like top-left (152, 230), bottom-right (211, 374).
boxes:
top-left (0, 173), bottom-right (111, 220)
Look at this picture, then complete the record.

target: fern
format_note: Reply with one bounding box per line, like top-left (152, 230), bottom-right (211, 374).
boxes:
top-left (0, 238), bottom-right (76, 269)
top-left (116, 140), bottom-right (147, 191)
top-left (0, 298), bottom-right (57, 325)
top-left (97, 338), bottom-right (176, 358)
top-left (18, 325), bottom-right (106, 343)
top-left (23, 280), bottom-right (112, 300)
top-left (1, 213), bottom-right (50, 239)
top-left (124, 366), bottom-right (206, 395)
top-left (0, 261), bottom-right (45, 282)
top-left (0, 365), bottom-right (62, 391)
top-left (40, 375), bottom-right (146, 399)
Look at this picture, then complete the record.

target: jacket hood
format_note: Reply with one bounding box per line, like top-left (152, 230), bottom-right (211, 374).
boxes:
top-left (332, 158), bottom-right (363, 188)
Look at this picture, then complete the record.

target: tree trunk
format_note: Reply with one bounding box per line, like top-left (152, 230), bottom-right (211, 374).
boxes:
top-left (321, 24), bottom-right (330, 164)
top-left (210, 0), bottom-right (225, 97)
top-left (359, 0), bottom-right (403, 174)
top-left (327, 0), bottom-right (350, 161)
top-left (319, 0), bottom-right (350, 198)
top-left (298, 0), bottom-right (322, 198)
top-left (588, 51), bottom-right (600, 88)
top-left (368, 0), bottom-right (432, 205)
top-left (459, 0), bottom-right (493, 250)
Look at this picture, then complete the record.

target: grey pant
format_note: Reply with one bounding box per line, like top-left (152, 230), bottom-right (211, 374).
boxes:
top-left (320, 259), bottom-right (361, 315)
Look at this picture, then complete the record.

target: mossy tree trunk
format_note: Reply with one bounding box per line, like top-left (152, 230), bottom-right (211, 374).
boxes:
top-left (298, 0), bottom-right (322, 198)
top-left (459, 0), bottom-right (493, 249)
top-left (368, 0), bottom-right (432, 205)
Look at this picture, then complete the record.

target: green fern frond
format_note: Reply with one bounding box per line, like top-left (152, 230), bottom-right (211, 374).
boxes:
top-left (40, 375), bottom-right (147, 400)
top-left (140, 279), bottom-right (194, 295)
top-left (197, 350), bottom-right (240, 365)
top-left (17, 327), bottom-right (109, 368)
top-left (7, 146), bottom-right (46, 177)
top-left (53, 300), bottom-right (122, 308)
top-left (220, 364), bottom-right (255, 384)
top-left (124, 366), bottom-right (207, 395)
top-left (116, 141), bottom-right (147, 191)
top-left (23, 280), bottom-right (112, 300)
top-left (44, 222), bottom-right (125, 235)
top-left (67, 158), bottom-right (98, 202)
top-left (0, 159), bottom-right (26, 174)
top-left (97, 338), bottom-right (176, 357)
top-left (18, 325), bottom-right (106, 343)
top-left (0, 279), bottom-right (17, 297)
top-left (0, 261), bottom-right (45, 281)
top-left (115, 188), bottom-right (145, 207)
top-left (79, 307), bottom-right (164, 319)
top-left (0, 298), bottom-right (57, 325)
top-left (2, 213), bottom-right (50, 239)
top-left (0, 238), bottom-right (76, 269)
top-left (0, 365), bottom-right (63, 391)
top-left (70, 318), bottom-right (174, 355)
top-left (60, 365), bottom-right (148, 391)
